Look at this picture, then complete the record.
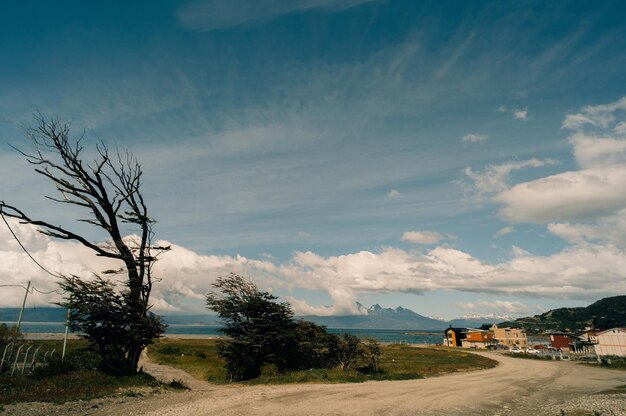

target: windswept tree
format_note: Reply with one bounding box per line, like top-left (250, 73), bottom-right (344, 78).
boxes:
top-left (206, 273), bottom-right (383, 381)
top-left (206, 273), bottom-right (296, 380)
top-left (0, 116), bottom-right (168, 374)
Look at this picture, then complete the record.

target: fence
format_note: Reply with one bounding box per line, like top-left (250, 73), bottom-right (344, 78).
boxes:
top-left (0, 341), bottom-right (56, 375)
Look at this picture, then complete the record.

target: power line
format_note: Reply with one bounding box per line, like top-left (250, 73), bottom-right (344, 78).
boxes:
top-left (0, 284), bottom-right (64, 295)
top-left (31, 286), bottom-right (64, 295)
top-left (0, 211), bottom-right (63, 278)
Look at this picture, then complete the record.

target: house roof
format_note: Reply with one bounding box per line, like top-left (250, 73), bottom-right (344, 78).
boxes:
top-left (462, 328), bottom-right (491, 333)
top-left (595, 327), bottom-right (626, 336)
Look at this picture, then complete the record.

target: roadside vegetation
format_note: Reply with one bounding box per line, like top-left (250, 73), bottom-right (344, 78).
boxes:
top-left (205, 274), bottom-right (387, 381)
top-left (0, 339), bottom-right (163, 405)
top-left (150, 338), bottom-right (497, 384)
top-left (146, 273), bottom-right (497, 384)
top-left (506, 351), bottom-right (626, 370)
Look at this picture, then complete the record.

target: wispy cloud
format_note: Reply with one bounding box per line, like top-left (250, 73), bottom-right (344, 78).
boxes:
top-left (495, 226), bottom-right (514, 238)
top-left (562, 97), bottom-right (626, 130)
top-left (513, 107), bottom-right (529, 121)
top-left (401, 230), bottom-right (446, 245)
top-left (462, 158), bottom-right (558, 196)
top-left (457, 300), bottom-right (538, 315)
top-left (497, 105), bottom-right (529, 121)
top-left (387, 189), bottom-right (403, 198)
top-left (462, 133), bottom-right (488, 143)
top-left (511, 245), bottom-right (530, 257)
top-left (177, 0), bottom-right (375, 32)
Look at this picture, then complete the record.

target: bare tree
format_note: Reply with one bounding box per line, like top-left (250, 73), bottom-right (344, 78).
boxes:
top-left (0, 115), bottom-right (169, 373)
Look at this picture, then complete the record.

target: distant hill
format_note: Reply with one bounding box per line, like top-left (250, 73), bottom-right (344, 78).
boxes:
top-left (0, 307), bottom-right (67, 323)
top-left (0, 304), bottom-right (507, 331)
top-left (498, 296), bottom-right (626, 332)
top-left (448, 314), bottom-right (513, 328)
top-left (0, 307), bottom-right (223, 326)
top-left (302, 303), bottom-right (445, 330)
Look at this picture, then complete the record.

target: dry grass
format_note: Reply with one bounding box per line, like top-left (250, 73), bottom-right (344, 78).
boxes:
top-left (149, 339), bottom-right (497, 384)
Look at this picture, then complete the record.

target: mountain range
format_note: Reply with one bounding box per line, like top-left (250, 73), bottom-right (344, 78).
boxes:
top-left (3, 296), bottom-right (624, 332)
top-left (300, 302), bottom-right (509, 330)
top-left (0, 304), bottom-right (505, 330)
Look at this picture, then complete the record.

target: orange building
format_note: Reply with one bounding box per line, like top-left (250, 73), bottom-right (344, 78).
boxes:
top-left (461, 328), bottom-right (495, 349)
top-left (443, 327), bottom-right (466, 347)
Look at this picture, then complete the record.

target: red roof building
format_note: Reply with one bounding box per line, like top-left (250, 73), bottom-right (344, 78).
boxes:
top-left (549, 333), bottom-right (573, 351)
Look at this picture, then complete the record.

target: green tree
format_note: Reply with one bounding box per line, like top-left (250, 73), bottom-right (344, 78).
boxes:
top-left (291, 320), bottom-right (335, 369)
top-left (332, 333), bottom-right (361, 371)
top-left (206, 273), bottom-right (384, 380)
top-left (358, 337), bottom-right (383, 373)
top-left (60, 277), bottom-right (165, 374)
top-left (206, 273), bottom-right (296, 381)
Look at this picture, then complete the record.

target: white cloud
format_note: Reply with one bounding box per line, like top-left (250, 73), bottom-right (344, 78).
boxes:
top-left (178, 0), bottom-right (375, 32)
top-left (285, 295), bottom-right (366, 316)
top-left (279, 243), bottom-right (626, 305)
top-left (513, 107), bottom-right (528, 121)
top-left (548, 209), bottom-right (626, 247)
top-left (296, 231), bottom-right (311, 240)
top-left (494, 96), bottom-right (626, 224)
top-left (0, 219), bottom-right (278, 313)
top-left (494, 167), bottom-right (626, 223)
top-left (615, 122), bottom-right (626, 135)
top-left (387, 189), bottom-right (402, 198)
top-left (562, 96), bottom-right (626, 130)
top-left (457, 300), bottom-right (534, 315)
top-left (569, 132), bottom-right (626, 168)
top-left (496, 105), bottom-right (529, 121)
top-left (511, 245), bottom-right (530, 257)
top-left (462, 133), bottom-right (488, 143)
top-left (401, 230), bottom-right (445, 245)
top-left (2, 219), bottom-right (626, 314)
top-left (463, 158), bottom-right (558, 195)
top-left (495, 226), bottom-right (514, 237)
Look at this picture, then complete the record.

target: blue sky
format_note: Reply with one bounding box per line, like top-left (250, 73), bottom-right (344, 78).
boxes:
top-left (2, 0), bottom-right (626, 319)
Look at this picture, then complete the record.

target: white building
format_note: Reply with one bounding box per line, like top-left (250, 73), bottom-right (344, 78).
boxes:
top-left (594, 328), bottom-right (626, 357)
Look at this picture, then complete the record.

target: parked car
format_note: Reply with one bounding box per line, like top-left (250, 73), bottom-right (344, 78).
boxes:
top-left (509, 347), bottom-right (523, 353)
top-left (525, 348), bottom-right (540, 354)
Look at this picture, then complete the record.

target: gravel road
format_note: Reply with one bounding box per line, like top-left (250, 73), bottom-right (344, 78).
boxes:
top-left (4, 351), bottom-right (626, 416)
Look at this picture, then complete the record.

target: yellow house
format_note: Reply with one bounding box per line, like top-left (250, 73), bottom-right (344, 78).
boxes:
top-left (490, 324), bottom-right (528, 348)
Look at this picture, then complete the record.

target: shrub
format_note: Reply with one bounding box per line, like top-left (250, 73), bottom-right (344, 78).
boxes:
top-left (31, 351), bottom-right (101, 379)
top-left (168, 379), bottom-right (189, 390)
top-left (156, 345), bottom-right (182, 355)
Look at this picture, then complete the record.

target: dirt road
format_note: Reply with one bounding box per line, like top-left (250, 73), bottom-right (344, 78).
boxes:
top-left (6, 351), bottom-right (626, 416)
top-left (137, 352), bottom-right (626, 416)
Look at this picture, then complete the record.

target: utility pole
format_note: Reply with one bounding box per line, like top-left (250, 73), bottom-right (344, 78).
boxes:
top-left (15, 281), bottom-right (30, 332)
top-left (62, 305), bottom-right (70, 360)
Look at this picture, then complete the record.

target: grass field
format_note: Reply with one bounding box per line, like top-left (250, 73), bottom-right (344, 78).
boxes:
top-left (149, 339), bottom-right (498, 384)
top-left (0, 371), bottom-right (159, 405)
top-left (0, 339), bottom-right (164, 405)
